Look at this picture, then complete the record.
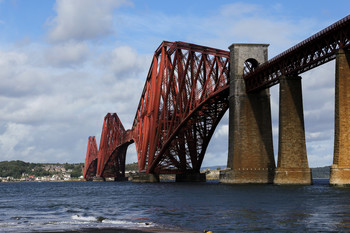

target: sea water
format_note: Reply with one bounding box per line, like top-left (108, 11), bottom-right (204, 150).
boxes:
top-left (0, 179), bottom-right (350, 232)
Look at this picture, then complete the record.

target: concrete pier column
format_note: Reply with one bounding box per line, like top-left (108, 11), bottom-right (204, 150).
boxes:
top-left (220, 44), bottom-right (275, 184)
top-left (93, 176), bottom-right (105, 181)
top-left (274, 76), bottom-right (312, 185)
top-left (130, 173), bottom-right (160, 183)
top-left (330, 49), bottom-right (350, 186)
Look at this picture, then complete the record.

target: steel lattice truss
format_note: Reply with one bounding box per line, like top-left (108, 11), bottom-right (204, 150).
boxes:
top-left (244, 14), bottom-right (350, 92)
top-left (99, 130), bottom-right (133, 179)
top-left (95, 113), bottom-right (129, 178)
top-left (132, 41), bottom-right (230, 174)
top-left (83, 136), bottom-right (98, 180)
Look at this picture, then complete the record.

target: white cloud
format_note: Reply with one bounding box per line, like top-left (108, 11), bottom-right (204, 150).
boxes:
top-left (267, 61), bottom-right (336, 167)
top-left (99, 46), bottom-right (150, 79)
top-left (47, 0), bottom-right (131, 42)
top-left (302, 62), bottom-right (335, 150)
top-left (203, 151), bottom-right (227, 168)
top-left (0, 41), bottom-right (150, 163)
top-left (0, 122), bottom-right (34, 161)
top-left (114, 2), bottom-right (320, 57)
top-left (0, 50), bottom-right (52, 97)
top-left (0, 50), bottom-right (27, 66)
top-left (0, 121), bottom-right (82, 162)
top-left (214, 124), bottom-right (228, 139)
top-left (307, 140), bottom-right (334, 168)
top-left (44, 41), bottom-right (90, 67)
top-left (201, 5), bottom-right (319, 56)
top-left (204, 113), bottom-right (229, 167)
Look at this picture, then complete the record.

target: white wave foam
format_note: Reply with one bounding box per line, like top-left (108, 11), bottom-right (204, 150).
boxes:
top-left (71, 215), bottom-right (155, 228)
top-left (102, 219), bottom-right (131, 224)
top-left (102, 219), bottom-right (154, 227)
top-left (71, 215), bottom-right (97, 222)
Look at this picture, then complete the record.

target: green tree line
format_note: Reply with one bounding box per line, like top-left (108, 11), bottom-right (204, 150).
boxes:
top-left (0, 160), bottom-right (83, 179)
top-left (311, 166), bottom-right (330, 179)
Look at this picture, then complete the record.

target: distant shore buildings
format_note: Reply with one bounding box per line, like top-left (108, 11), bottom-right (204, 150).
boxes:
top-left (0, 163), bottom-right (84, 182)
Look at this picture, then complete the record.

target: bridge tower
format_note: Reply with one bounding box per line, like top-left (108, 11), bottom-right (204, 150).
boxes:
top-left (220, 44), bottom-right (275, 184)
top-left (330, 49), bottom-right (350, 186)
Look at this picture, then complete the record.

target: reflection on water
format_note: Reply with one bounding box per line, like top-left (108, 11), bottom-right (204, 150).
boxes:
top-left (1, 179), bottom-right (350, 232)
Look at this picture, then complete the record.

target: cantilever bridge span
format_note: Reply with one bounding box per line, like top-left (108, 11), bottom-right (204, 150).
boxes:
top-left (84, 15), bottom-right (350, 185)
top-left (84, 41), bottom-right (231, 181)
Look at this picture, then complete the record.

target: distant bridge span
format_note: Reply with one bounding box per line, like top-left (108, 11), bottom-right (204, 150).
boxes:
top-left (84, 14), bottom-right (350, 184)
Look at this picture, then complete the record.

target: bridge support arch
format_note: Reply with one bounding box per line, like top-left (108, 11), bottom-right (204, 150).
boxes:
top-left (274, 76), bottom-right (312, 185)
top-left (330, 49), bottom-right (350, 186)
top-left (220, 44), bottom-right (275, 184)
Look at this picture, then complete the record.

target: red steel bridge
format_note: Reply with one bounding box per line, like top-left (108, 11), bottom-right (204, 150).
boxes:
top-left (84, 14), bottom-right (350, 181)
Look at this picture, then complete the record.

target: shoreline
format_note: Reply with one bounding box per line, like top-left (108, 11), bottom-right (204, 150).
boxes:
top-left (0, 179), bottom-right (85, 183)
top-left (42, 227), bottom-right (201, 233)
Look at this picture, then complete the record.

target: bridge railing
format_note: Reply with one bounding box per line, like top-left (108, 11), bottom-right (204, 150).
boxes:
top-left (244, 14), bottom-right (350, 92)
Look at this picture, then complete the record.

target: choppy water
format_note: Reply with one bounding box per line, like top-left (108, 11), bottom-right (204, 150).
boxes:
top-left (1, 179), bottom-right (350, 232)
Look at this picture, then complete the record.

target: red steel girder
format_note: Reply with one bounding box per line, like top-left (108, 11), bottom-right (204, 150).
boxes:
top-left (99, 130), bottom-right (134, 179)
top-left (132, 41), bottom-right (230, 174)
top-left (244, 14), bottom-right (350, 92)
top-left (96, 113), bottom-right (128, 178)
top-left (99, 143), bottom-right (130, 179)
top-left (83, 136), bottom-right (98, 180)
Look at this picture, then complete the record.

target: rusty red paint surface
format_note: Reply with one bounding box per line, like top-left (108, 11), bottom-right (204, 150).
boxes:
top-left (83, 136), bottom-right (98, 180)
top-left (83, 41), bottom-right (230, 178)
top-left (132, 41), bottom-right (230, 174)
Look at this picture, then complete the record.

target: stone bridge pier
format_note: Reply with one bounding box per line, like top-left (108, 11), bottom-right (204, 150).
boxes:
top-left (274, 76), bottom-right (312, 185)
top-left (220, 44), bottom-right (276, 184)
top-left (330, 49), bottom-right (350, 186)
top-left (220, 43), bottom-right (312, 185)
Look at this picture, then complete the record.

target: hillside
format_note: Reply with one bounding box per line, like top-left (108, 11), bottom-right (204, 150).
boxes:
top-left (311, 166), bottom-right (330, 179)
top-left (125, 162), bottom-right (138, 171)
top-left (0, 160), bottom-right (84, 179)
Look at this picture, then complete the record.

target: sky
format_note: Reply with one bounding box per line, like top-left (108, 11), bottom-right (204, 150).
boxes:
top-left (0, 0), bottom-right (349, 168)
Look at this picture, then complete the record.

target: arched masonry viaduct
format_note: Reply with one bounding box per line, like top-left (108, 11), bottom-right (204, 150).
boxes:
top-left (220, 41), bottom-right (350, 186)
top-left (220, 15), bottom-right (350, 185)
top-left (220, 44), bottom-right (312, 185)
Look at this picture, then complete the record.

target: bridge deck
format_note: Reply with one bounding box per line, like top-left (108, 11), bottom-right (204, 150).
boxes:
top-left (244, 14), bottom-right (350, 92)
